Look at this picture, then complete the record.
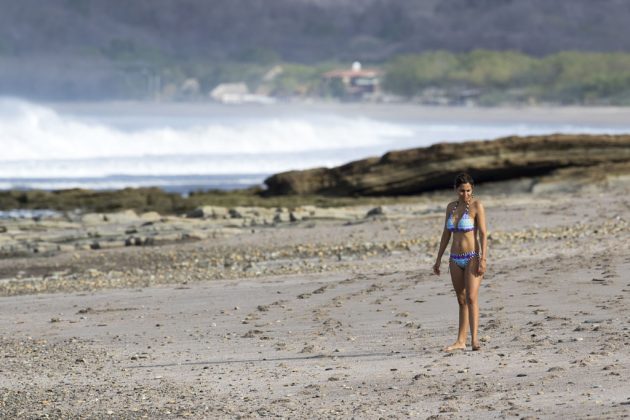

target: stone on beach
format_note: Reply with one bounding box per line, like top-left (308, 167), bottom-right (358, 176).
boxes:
top-left (186, 206), bottom-right (229, 219)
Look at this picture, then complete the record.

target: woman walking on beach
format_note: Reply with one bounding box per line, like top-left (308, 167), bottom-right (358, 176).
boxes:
top-left (433, 173), bottom-right (487, 351)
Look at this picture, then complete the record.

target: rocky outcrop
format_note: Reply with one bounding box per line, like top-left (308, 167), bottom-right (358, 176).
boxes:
top-left (0, 204), bottom-right (377, 259)
top-left (264, 134), bottom-right (630, 196)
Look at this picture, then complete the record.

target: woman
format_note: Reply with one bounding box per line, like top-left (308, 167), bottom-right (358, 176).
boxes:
top-left (433, 173), bottom-right (487, 351)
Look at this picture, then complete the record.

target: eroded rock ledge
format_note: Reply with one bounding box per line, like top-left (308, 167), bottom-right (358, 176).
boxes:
top-left (264, 134), bottom-right (630, 196)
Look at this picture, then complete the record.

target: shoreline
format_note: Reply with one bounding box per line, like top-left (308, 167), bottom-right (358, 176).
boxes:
top-left (2, 133), bottom-right (630, 213)
top-left (47, 100), bottom-right (630, 128)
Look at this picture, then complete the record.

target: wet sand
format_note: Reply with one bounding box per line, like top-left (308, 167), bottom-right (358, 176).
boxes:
top-left (1, 184), bottom-right (629, 418)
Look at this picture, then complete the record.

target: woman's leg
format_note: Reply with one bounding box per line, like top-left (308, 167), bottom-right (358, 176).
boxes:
top-left (464, 257), bottom-right (483, 350)
top-left (445, 260), bottom-right (468, 351)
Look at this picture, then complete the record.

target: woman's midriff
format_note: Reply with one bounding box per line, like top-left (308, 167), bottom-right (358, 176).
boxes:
top-left (450, 230), bottom-right (477, 254)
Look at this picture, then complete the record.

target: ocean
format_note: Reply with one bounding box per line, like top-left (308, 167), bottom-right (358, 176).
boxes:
top-left (2, 98), bottom-right (630, 193)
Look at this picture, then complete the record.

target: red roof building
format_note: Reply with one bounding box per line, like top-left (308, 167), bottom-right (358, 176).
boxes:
top-left (322, 62), bottom-right (382, 100)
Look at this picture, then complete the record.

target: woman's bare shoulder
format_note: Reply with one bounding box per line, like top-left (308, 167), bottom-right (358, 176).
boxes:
top-left (472, 200), bottom-right (485, 211)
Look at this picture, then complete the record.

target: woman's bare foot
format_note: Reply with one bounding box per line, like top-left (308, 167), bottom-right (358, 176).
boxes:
top-left (471, 342), bottom-right (481, 351)
top-left (444, 342), bottom-right (466, 352)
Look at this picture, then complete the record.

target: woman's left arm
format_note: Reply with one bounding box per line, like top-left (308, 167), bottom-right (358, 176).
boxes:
top-left (476, 202), bottom-right (488, 276)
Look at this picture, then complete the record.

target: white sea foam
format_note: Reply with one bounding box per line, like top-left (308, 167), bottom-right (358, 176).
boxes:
top-left (0, 99), bottom-right (413, 162)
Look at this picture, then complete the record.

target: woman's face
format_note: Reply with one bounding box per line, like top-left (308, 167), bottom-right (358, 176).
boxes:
top-left (456, 182), bottom-right (473, 203)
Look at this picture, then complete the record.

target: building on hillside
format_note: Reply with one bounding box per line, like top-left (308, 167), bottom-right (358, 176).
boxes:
top-left (209, 82), bottom-right (275, 104)
top-left (209, 83), bottom-right (249, 103)
top-left (321, 62), bottom-right (381, 101)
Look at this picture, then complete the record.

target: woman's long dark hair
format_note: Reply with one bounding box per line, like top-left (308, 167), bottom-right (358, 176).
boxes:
top-left (454, 173), bottom-right (474, 188)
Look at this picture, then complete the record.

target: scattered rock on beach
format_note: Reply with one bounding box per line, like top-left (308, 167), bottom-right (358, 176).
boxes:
top-left (187, 206), bottom-right (229, 219)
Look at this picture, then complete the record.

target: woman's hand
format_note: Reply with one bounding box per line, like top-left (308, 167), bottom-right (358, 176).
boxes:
top-left (476, 258), bottom-right (486, 276)
top-left (433, 261), bottom-right (441, 275)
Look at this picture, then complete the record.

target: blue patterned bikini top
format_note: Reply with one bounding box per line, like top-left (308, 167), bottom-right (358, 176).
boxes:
top-left (447, 208), bottom-right (475, 232)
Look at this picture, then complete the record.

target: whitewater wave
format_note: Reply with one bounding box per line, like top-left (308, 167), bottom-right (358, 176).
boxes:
top-left (0, 99), bottom-right (414, 162)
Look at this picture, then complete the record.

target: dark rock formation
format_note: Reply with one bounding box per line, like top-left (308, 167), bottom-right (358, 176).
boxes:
top-left (264, 134), bottom-right (630, 196)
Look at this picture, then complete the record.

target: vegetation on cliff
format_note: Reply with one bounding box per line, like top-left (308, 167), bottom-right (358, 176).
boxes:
top-left (384, 51), bottom-right (630, 105)
top-left (4, 46), bottom-right (630, 104)
top-left (3, 0), bottom-right (630, 102)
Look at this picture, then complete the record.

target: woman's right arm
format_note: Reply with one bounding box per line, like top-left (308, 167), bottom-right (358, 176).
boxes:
top-left (433, 205), bottom-right (452, 275)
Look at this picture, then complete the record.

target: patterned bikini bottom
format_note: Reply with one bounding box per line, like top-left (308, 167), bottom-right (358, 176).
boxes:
top-left (449, 251), bottom-right (479, 269)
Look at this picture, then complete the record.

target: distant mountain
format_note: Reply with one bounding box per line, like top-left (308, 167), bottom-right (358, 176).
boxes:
top-left (1, 0), bottom-right (630, 99)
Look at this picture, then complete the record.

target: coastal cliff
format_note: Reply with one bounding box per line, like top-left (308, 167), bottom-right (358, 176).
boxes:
top-left (264, 134), bottom-right (630, 196)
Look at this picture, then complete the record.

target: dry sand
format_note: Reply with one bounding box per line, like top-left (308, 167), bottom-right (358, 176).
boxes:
top-left (1, 184), bottom-right (629, 418)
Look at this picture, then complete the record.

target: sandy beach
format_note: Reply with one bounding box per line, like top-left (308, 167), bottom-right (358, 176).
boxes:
top-left (1, 183), bottom-right (629, 418)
